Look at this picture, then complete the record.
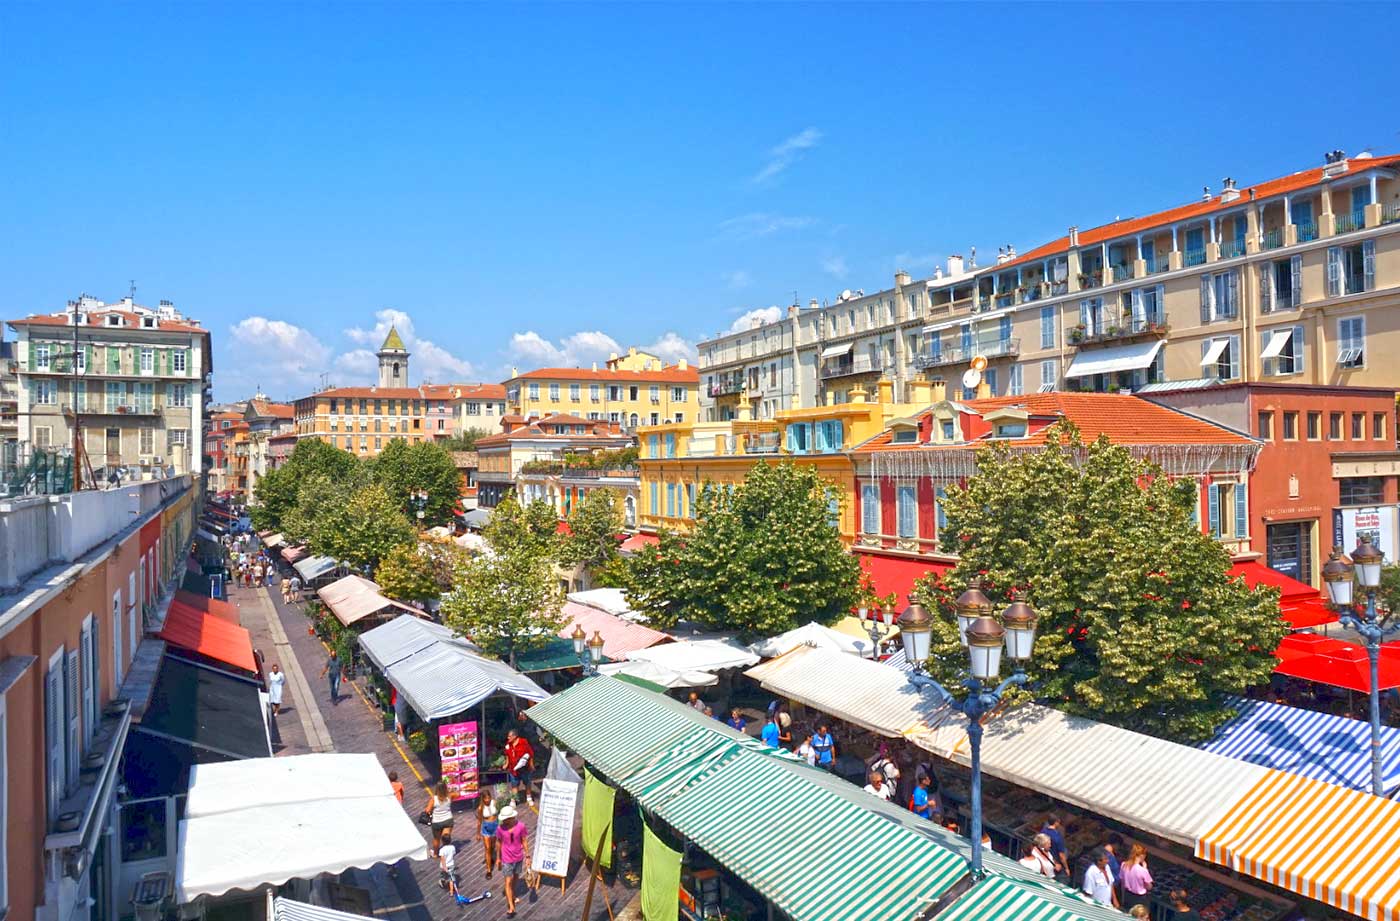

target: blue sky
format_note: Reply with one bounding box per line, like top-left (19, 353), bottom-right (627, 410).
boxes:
top-left (3, 3), bottom-right (1398, 401)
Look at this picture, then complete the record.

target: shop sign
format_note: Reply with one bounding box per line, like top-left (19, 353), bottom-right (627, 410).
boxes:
top-left (1337, 505), bottom-right (1400, 562)
top-left (438, 720), bottom-right (479, 801)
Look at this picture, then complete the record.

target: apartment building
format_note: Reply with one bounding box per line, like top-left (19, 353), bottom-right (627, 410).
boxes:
top-left (451, 383), bottom-right (507, 437)
top-left (699, 151), bottom-right (1400, 412)
top-left (8, 296), bottom-right (211, 478)
top-left (475, 414), bottom-right (632, 509)
top-left (239, 397), bottom-right (294, 500)
top-left (503, 348), bottom-right (698, 429)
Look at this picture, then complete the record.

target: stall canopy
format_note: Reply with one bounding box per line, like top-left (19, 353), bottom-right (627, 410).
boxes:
top-left (1277, 597), bottom-right (1339, 629)
top-left (318, 574), bottom-right (424, 627)
top-left (618, 532), bottom-right (659, 555)
top-left (567, 587), bottom-right (637, 618)
top-left (272, 899), bottom-right (375, 921)
top-left (176, 753), bottom-right (428, 903)
top-left (263, 533), bottom-right (285, 549)
top-left (748, 645), bottom-right (944, 736)
top-left (461, 508), bottom-right (491, 529)
top-left (136, 655), bottom-right (272, 764)
top-left (527, 676), bottom-right (968, 921)
top-left (194, 527), bottom-right (220, 543)
top-left (1198, 696), bottom-right (1400, 796)
top-left (358, 615), bottom-right (476, 672)
top-left (597, 659), bottom-right (718, 689)
top-left (935, 874), bottom-right (1122, 921)
top-left (385, 641), bottom-right (548, 722)
top-left (625, 639), bottom-right (758, 673)
top-left (281, 545), bottom-right (307, 564)
top-left (557, 599), bottom-right (670, 660)
top-left (173, 590), bottom-right (242, 625)
top-left (1196, 770), bottom-right (1400, 921)
top-left (294, 555), bottom-right (339, 582)
top-left (1229, 560), bottom-right (1319, 600)
top-left (854, 550), bottom-right (950, 608)
top-left (1272, 642), bottom-right (1400, 693)
top-left (515, 638), bottom-right (586, 673)
top-left (749, 622), bottom-right (866, 659)
top-left (158, 599), bottom-right (259, 674)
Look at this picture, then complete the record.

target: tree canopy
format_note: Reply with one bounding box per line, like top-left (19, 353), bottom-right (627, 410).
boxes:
top-left (375, 542), bottom-right (456, 603)
top-left (911, 424), bottom-right (1286, 742)
top-left (483, 493), bottom-right (560, 559)
top-left (557, 489), bottom-right (624, 573)
top-left (370, 439), bottom-right (464, 528)
top-left (308, 482), bottom-right (417, 573)
top-left (624, 462), bottom-right (861, 637)
top-left (250, 438), bottom-right (359, 531)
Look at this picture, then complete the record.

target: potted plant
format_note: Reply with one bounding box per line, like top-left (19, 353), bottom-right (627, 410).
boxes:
top-left (1106, 324), bottom-right (1121, 337)
top-left (407, 730), bottom-right (431, 753)
top-left (1068, 325), bottom-right (1086, 344)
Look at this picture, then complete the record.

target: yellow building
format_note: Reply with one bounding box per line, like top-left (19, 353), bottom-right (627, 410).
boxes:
top-left (637, 379), bottom-right (925, 541)
top-left (504, 348), bottom-right (699, 429)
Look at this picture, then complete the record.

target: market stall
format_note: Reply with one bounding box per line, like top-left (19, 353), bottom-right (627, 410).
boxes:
top-left (317, 574), bottom-right (426, 629)
top-left (748, 622), bottom-right (867, 659)
top-left (556, 599), bottom-right (671, 660)
top-left (598, 660), bottom-right (718, 689)
top-left (625, 638), bottom-right (759, 673)
top-left (294, 555), bottom-right (341, 590)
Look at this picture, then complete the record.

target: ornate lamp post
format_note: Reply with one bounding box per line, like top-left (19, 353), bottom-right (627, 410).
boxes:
top-left (857, 604), bottom-right (897, 659)
top-left (898, 587), bottom-right (1038, 880)
top-left (411, 489), bottom-right (430, 527)
top-left (571, 625), bottom-right (606, 676)
top-left (1323, 537), bottom-right (1399, 797)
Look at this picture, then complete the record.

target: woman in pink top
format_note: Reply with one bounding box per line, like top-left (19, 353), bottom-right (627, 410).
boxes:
top-left (495, 805), bottom-right (530, 917)
top-left (1119, 844), bottom-right (1154, 911)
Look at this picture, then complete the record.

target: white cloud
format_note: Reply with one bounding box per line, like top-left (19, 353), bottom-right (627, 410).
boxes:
top-left (341, 308), bottom-right (474, 383)
top-left (822, 255), bottom-right (849, 279)
top-left (718, 213), bottom-right (814, 240)
top-left (643, 332), bottom-right (698, 365)
top-left (752, 127), bottom-right (822, 185)
top-left (728, 306), bottom-right (783, 333)
top-left (335, 349), bottom-right (378, 378)
top-left (225, 316), bottom-right (333, 397)
top-left (507, 328), bottom-right (695, 370)
top-left (722, 270), bottom-right (752, 289)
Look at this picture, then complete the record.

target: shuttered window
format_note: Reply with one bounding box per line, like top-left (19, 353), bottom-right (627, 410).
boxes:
top-left (896, 485), bottom-right (917, 539)
top-left (65, 649), bottom-right (80, 792)
top-left (860, 483), bottom-right (880, 535)
top-left (45, 654), bottom-right (64, 818)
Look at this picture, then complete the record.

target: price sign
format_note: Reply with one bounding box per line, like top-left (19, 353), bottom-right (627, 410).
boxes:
top-left (438, 720), bottom-right (479, 801)
top-left (530, 777), bottom-right (579, 879)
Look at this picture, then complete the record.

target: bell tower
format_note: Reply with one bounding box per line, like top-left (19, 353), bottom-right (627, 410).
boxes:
top-left (377, 325), bottom-right (409, 388)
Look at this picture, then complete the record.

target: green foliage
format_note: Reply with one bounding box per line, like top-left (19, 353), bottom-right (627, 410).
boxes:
top-left (1377, 563), bottom-right (1400, 617)
top-left (281, 469), bottom-right (366, 546)
top-left (375, 542), bottom-right (456, 602)
top-left (370, 439), bottom-right (464, 527)
top-left (557, 489), bottom-right (624, 572)
top-left (309, 482), bottom-right (417, 573)
top-left (520, 447), bottom-right (640, 474)
top-left (251, 438), bottom-right (360, 531)
top-left (483, 493), bottom-right (559, 559)
top-left (440, 543), bottom-right (566, 669)
top-left (910, 425), bottom-right (1287, 742)
top-left (439, 430), bottom-right (489, 452)
top-left (623, 462), bottom-right (861, 637)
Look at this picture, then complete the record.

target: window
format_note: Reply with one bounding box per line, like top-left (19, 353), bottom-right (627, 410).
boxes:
top-left (672, 386), bottom-right (686, 402)
top-left (45, 650), bottom-right (65, 818)
top-left (548, 383), bottom-right (560, 401)
top-left (674, 412), bottom-right (685, 423)
top-left (1374, 412), bottom-right (1389, 441)
top-left (168, 383), bottom-right (190, 408)
top-left (568, 384), bottom-right (580, 402)
top-left (1328, 241), bottom-right (1375, 297)
top-left (665, 483), bottom-right (676, 518)
top-left (608, 385), bottom-right (621, 401)
top-left (1079, 298), bottom-right (1104, 336)
top-left (786, 422), bottom-right (811, 454)
top-left (892, 428), bottom-right (917, 444)
top-left (1338, 316), bottom-right (1365, 367)
top-left (32, 379), bottom-right (56, 405)
top-left (466, 401), bottom-right (480, 415)
top-left (1200, 270), bottom-right (1239, 322)
top-left (629, 386), bottom-right (639, 401)
top-left (896, 485), bottom-right (917, 539)
top-left (528, 382), bottom-right (539, 400)
top-left (140, 347), bottom-right (154, 373)
top-left (815, 420), bottom-right (844, 453)
top-left (1330, 412), bottom-right (1343, 440)
top-left (1352, 413), bottom-right (1365, 440)
top-left (1040, 307), bottom-right (1056, 349)
top-left (1340, 477), bottom-right (1385, 506)
top-left (984, 367), bottom-right (998, 394)
top-left (1282, 411), bottom-right (1298, 440)
top-left (648, 412), bottom-right (660, 426)
top-left (139, 427), bottom-right (154, 454)
top-left (1262, 326), bottom-right (1305, 376)
top-left (994, 421), bottom-right (1028, 439)
top-left (172, 349), bottom-right (187, 373)
top-left (167, 428), bottom-right (188, 450)
top-left (1201, 336), bottom-right (1240, 380)
top-left (1008, 364), bottom-right (1023, 396)
top-left (34, 425), bottom-right (51, 447)
top-left (1206, 481), bottom-right (1248, 540)
top-left (1307, 411), bottom-right (1321, 440)
top-left (861, 483), bottom-right (880, 535)
top-left (664, 432), bottom-right (676, 458)
top-left (649, 385), bottom-right (660, 403)
top-left (1257, 412), bottom-right (1274, 440)
top-left (1039, 359), bottom-right (1057, 392)
top-left (608, 412), bottom-right (620, 424)
top-left (941, 420), bottom-right (956, 441)
top-left (112, 588), bottom-right (124, 684)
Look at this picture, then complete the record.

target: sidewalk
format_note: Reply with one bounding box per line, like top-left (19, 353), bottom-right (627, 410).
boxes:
top-left (227, 573), bottom-right (635, 921)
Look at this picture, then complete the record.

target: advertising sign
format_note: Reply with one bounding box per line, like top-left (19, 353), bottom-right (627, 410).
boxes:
top-left (1339, 505), bottom-right (1399, 563)
top-left (530, 777), bottom-right (579, 879)
top-left (438, 720), bottom-right (479, 801)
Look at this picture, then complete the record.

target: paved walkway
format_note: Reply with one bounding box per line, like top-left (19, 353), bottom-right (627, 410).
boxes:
top-left (225, 570), bottom-right (637, 921)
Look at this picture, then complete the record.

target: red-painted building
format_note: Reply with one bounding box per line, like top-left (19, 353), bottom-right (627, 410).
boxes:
top-left (1144, 382), bottom-right (1399, 586)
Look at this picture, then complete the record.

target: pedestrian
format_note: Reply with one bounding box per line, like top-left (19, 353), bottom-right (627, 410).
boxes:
top-left (1020, 838), bottom-right (1056, 879)
top-left (1168, 889), bottom-right (1202, 920)
top-left (437, 829), bottom-right (458, 896)
top-left (1082, 849), bottom-right (1119, 909)
top-left (811, 723), bottom-right (836, 770)
top-left (422, 780), bottom-right (454, 857)
top-left (760, 714), bottom-right (780, 747)
top-left (796, 733), bottom-right (817, 766)
top-left (266, 664), bottom-right (285, 716)
top-left (776, 709), bottom-right (792, 749)
top-left (1039, 814), bottom-right (1070, 880)
top-left (1128, 907), bottom-right (1149, 920)
top-left (909, 774), bottom-right (937, 821)
top-left (686, 691), bottom-right (705, 712)
top-left (478, 791), bottom-right (499, 879)
top-left (1120, 844), bottom-right (1154, 911)
top-left (320, 651), bottom-right (342, 702)
top-left (388, 770), bottom-right (404, 805)
top-left (869, 743), bottom-right (900, 787)
top-left (702, 706), bottom-right (714, 719)
top-left (290, 575), bottom-right (302, 602)
top-left (504, 729), bottom-right (535, 806)
top-left (724, 708), bottom-right (747, 733)
top-left (266, 566), bottom-right (276, 588)
top-left (1103, 833), bottom-right (1123, 880)
top-left (280, 575), bottom-right (290, 603)
top-left (496, 804), bottom-right (529, 918)
top-left (862, 770), bottom-right (893, 802)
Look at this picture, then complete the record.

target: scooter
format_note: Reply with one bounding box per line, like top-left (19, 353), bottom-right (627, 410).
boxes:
top-left (455, 890), bottom-right (492, 906)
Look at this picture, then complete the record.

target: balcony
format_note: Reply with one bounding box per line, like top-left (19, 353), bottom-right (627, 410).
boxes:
top-left (994, 292), bottom-right (1016, 309)
top-left (1110, 263), bottom-right (1134, 283)
top-left (1335, 210), bottom-right (1364, 235)
top-left (74, 403), bottom-right (160, 416)
top-left (913, 338), bottom-right (1020, 370)
top-left (1296, 221), bottom-right (1318, 243)
top-left (708, 374), bottom-right (745, 398)
top-left (1220, 239), bottom-right (1246, 260)
top-left (1261, 228), bottom-right (1285, 251)
top-left (1383, 202), bottom-right (1400, 226)
top-left (820, 356), bottom-right (884, 380)
top-left (1183, 248), bottom-right (1207, 268)
top-left (1077, 271), bottom-right (1103, 290)
top-left (1069, 316), bottom-right (1169, 347)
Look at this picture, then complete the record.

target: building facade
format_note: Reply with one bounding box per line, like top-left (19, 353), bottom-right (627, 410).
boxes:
top-left (699, 152), bottom-right (1400, 414)
top-left (503, 348), bottom-right (698, 430)
top-left (8, 296), bottom-right (211, 479)
top-left (474, 415), bottom-right (632, 509)
top-left (451, 384), bottom-right (508, 437)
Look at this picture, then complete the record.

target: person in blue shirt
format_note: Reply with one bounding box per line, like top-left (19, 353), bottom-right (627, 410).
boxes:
top-left (760, 716), bottom-right (780, 747)
top-left (1039, 815), bottom-right (1069, 880)
top-left (724, 708), bottom-right (747, 732)
top-left (811, 724), bottom-right (836, 769)
top-left (909, 774), bottom-right (936, 820)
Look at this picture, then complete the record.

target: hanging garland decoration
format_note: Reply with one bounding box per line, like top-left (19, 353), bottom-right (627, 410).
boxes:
top-left (865, 441), bottom-right (1260, 484)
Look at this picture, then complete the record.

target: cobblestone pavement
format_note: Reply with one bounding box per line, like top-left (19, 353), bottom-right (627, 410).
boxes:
top-left (225, 569), bottom-right (637, 921)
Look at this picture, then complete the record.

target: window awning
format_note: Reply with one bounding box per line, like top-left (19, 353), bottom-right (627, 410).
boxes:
top-left (1199, 338), bottom-right (1230, 367)
top-left (158, 600), bottom-right (259, 674)
top-left (1259, 327), bottom-right (1294, 360)
top-left (173, 590), bottom-right (242, 625)
top-left (819, 343), bottom-right (853, 360)
top-left (923, 306), bottom-right (1012, 334)
top-left (139, 655), bottom-right (271, 762)
top-left (1063, 340), bottom-right (1164, 379)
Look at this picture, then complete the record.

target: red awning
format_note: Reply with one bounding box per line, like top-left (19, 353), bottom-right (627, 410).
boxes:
top-left (1229, 561), bottom-right (1319, 600)
top-left (158, 600), bottom-right (258, 674)
top-left (1275, 632), bottom-right (1356, 662)
top-left (174, 590), bottom-right (243, 625)
top-left (619, 533), bottom-right (659, 554)
top-left (855, 551), bottom-right (952, 607)
top-left (1279, 597), bottom-right (1340, 630)
top-left (281, 545), bottom-right (307, 563)
top-left (1274, 645), bottom-right (1400, 694)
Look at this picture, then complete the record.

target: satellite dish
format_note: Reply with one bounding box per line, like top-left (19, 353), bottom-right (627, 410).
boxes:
top-left (962, 369), bottom-right (982, 390)
top-left (970, 355), bottom-right (989, 372)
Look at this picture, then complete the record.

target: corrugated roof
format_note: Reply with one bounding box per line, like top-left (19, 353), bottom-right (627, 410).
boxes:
top-left (557, 600), bottom-right (670, 660)
top-left (158, 600), bottom-right (259, 674)
top-left (936, 874), bottom-right (1121, 921)
top-left (294, 555), bottom-right (339, 581)
top-left (385, 642), bottom-right (548, 721)
top-left (317, 574), bottom-right (423, 627)
top-left (358, 614), bottom-right (477, 671)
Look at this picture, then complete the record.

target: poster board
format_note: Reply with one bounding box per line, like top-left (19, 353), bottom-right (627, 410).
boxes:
top-left (530, 777), bottom-right (579, 886)
top-left (438, 720), bottom-right (479, 801)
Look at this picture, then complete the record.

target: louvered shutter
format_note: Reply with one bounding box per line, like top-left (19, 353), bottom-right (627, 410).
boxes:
top-left (1293, 326), bottom-right (1306, 375)
top-left (1229, 335), bottom-right (1241, 379)
top-left (1363, 240), bottom-right (1376, 291)
top-left (45, 663), bottom-right (63, 816)
top-left (80, 621), bottom-right (95, 746)
top-left (65, 649), bottom-right (80, 792)
top-left (1225, 271), bottom-right (1240, 317)
top-left (1130, 288), bottom-right (1144, 327)
top-left (1290, 255), bottom-right (1303, 307)
top-left (1200, 275), bottom-right (1213, 323)
top-left (1234, 482), bottom-right (1248, 540)
top-left (1327, 247), bottom-right (1342, 297)
top-left (1207, 483), bottom-right (1221, 536)
top-left (1258, 264), bottom-right (1273, 313)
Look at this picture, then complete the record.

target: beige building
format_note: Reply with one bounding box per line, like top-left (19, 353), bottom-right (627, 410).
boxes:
top-left (699, 151), bottom-right (1400, 410)
top-left (504, 348), bottom-right (698, 430)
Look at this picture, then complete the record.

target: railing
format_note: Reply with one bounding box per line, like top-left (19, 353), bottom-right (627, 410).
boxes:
top-left (1260, 228), bottom-right (1285, 251)
top-left (1219, 239), bottom-right (1246, 259)
top-left (1069, 316), bottom-right (1169, 346)
top-left (994, 292), bottom-right (1015, 308)
top-left (1183, 248), bottom-right (1207, 267)
top-left (820, 356), bottom-right (885, 379)
top-left (1335, 210), bottom-right (1364, 235)
top-left (708, 375), bottom-right (745, 397)
top-left (1050, 281), bottom-right (1069, 296)
top-left (747, 432), bottom-right (781, 454)
top-left (1148, 256), bottom-right (1171, 274)
top-left (1078, 271), bottom-right (1103, 289)
top-left (1296, 221), bottom-right (1318, 243)
top-left (1020, 283), bottom-right (1044, 303)
top-left (1383, 202), bottom-right (1400, 225)
top-left (1111, 263), bottom-right (1134, 283)
top-left (913, 338), bottom-right (1020, 369)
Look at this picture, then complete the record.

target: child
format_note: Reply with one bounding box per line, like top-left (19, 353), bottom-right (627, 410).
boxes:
top-left (388, 770), bottom-right (405, 806)
top-left (437, 830), bottom-right (458, 896)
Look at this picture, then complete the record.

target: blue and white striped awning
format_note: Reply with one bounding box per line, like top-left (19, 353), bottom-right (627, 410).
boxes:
top-left (1199, 696), bottom-right (1400, 796)
top-left (386, 642), bottom-right (548, 721)
top-left (273, 898), bottom-right (375, 921)
top-left (357, 615), bottom-right (477, 672)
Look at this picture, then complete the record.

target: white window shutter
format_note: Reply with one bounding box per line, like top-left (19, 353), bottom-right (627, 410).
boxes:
top-left (80, 622), bottom-right (95, 746)
top-left (45, 664), bottom-right (63, 817)
top-left (1294, 326), bottom-right (1306, 375)
top-left (1200, 274), bottom-right (1213, 323)
top-left (1290, 255), bottom-right (1303, 307)
top-left (1260, 333), bottom-right (1273, 377)
top-left (1130, 288), bottom-right (1144, 326)
top-left (1258, 264), bottom-right (1273, 313)
top-left (1327, 247), bottom-right (1342, 297)
top-left (1230, 335), bottom-right (1241, 379)
top-left (1226, 271), bottom-right (1240, 317)
top-left (64, 649), bottom-right (80, 792)
top-left (1363, 240), bottom-right (1376, 291)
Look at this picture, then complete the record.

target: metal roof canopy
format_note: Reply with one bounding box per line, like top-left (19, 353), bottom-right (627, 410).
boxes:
top-left (385, 642), bottom-right (548, 721)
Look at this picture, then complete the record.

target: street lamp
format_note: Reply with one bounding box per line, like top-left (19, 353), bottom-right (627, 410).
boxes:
top-left (857, 604), bottom-right (897, 659)
top-left (571, 625), bottom-right (606, 675)
top-left (1323, 538), bottom-right (1398, 797)
top-left (898, 589), bottom-right (1038, 880)
top-left (411, 489), bottom-right (429, 525)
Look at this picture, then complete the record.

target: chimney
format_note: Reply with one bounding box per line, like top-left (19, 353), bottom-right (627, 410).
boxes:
top-left (608, 352), bottom-right (618, 361)
top-left (908, 377), bottom-right (932, 404)
top-left (1067, 226), bottom-right (1079, 247)
top-left (1221, 177), bottom-right (1240, 203)
top-left (591, 361), bottom-right (598, 371)
top-left (628, 347), bottom-right (638, 357)
top-left (1249, 188), bottom-right (1257, 201)
top-left (895, 270), bottom-right (911, 287)
top-left (1202, 185), bottom-right (1213, 202)
top-left (849, 385), bottom-right (868, 404)
top-left (876, 378), bottom-right (894, 404)
top-left (678, 358), bottom-right (688, 370)
top-left (975, 380), bottom-right (991, 400)
top-left (809, 298), bottom-right (819, 310)
top-left (946, 254), bottom-right (964, 277)
top-left (996, 247), bottom-right (1008, 265)
top-left (788, 304), bottom-right (799, 318)
top-left (929, 379), bottom-right (947, 403)
top-left (511, 366), bottom-right (519, 378)
top-left (1006, 244), bottom-right (1016, 259)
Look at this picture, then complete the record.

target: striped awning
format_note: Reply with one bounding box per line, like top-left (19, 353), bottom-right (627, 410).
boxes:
top-left (272, 898), bottom-right (374, 921)
top-left (357, 615), bottom-right (476, 672)
top-left (385, 642), bottom-right (548, 721)
top-left (934, 874), bottom-right (1122, 921)
top-left (1199, 696), bottom-right (1400, 795)
top-left (1196, 770), bottom-right (1400, 920)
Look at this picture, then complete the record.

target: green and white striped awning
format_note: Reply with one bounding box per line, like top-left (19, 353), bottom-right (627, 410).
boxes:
top-left (935, 874), bottom-right (1124, 921)
top-left (527, 676), bottom-right (969, 921)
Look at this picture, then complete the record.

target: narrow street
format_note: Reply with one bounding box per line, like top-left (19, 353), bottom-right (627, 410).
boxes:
top-left (224, 574), bottom-right (635, 921)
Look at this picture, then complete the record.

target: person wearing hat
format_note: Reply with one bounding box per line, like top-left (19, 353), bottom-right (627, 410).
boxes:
top-left (495, 804), bottom-right (530, 917)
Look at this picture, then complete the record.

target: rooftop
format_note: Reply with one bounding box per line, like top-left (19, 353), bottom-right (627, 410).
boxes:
top-left (509, 365), bottom-right (697, 384)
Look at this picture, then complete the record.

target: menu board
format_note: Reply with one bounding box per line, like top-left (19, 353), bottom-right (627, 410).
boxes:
top-left (438, 720), bottom-right (480, 801)
top-left (530, 778), bottom-right (579, 878)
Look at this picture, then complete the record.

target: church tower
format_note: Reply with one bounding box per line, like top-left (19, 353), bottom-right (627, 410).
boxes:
top-left (377, 326), bottom-right (409, 388)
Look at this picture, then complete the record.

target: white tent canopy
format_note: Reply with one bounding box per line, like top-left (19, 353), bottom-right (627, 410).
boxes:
top-left (597, 659), bottom-right (719, 688)
top-left (272, 898), bottom-right (375, 921)
top-left (175, 753), bottom-right (428, 903)
top-left (625, 638), bottom-right (759, 673)
top-left (749, 622), bottom-right (866, 659)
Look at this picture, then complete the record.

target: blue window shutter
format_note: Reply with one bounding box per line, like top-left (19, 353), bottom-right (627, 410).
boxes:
top-left (935, 485), bottom-right (947, 531)
top-left (1207, 483), bottom-right (1221, 536)
top-left (999, 316), bottom-right (1011, 340)
top-left (785, 425), bottom-right (796, 453)
top-left (832, 421), bottom-right (843, 451)
top-left (1363, 240), bottom-right (1376, 291)
top-left (1200, 275), bottom-right (1213, 323)
top-left (1079, 300), bottom-right (1089, 327)
top-left (687, 482), bottom-right (695, 514)
top-left (1226, 270), bottom-right (1239, 317)
top-left (650, 482), bottom-right (658, 514)
top-left (1233, 482), bottom-right (1248, 539)
top-left (666, 484), bottom-right (675, 517)
top-left (1234, 215), bottom-right (1247, 244)
top-left (1293, 326), bottom-right (1305, 374)
top-left (814, 421), bottom-right (827, 453)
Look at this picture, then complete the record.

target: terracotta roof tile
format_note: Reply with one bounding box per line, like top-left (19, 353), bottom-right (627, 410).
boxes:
top-left (9, 309), bottom-right (209, 336)
top-left (511, 366), bottom-right (697, 384)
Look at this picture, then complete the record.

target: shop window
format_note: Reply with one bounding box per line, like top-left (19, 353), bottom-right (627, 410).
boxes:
top-left (1339, 477), bottom-right (1385, 506)
top-left (1352, 413), bottom-right (1365, 440)
top-left (121, 800), bottom-right (168, 862)
top-left (1282, 411), bottom-right (1298, 441)
top-left (1374, 413), bottom-right (1389, 441)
